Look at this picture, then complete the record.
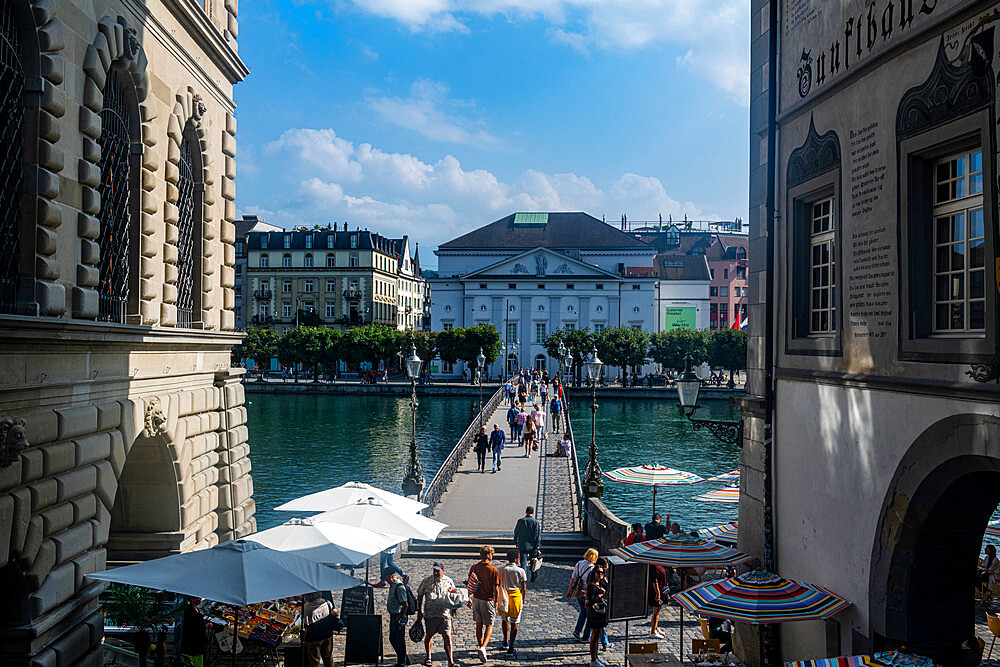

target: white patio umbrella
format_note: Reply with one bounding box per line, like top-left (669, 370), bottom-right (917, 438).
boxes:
top-left (250, 517), bottom-right (402, 566)
top-left (86, 539), bottom-right (362, 666)
top-left (314, 498), bottom-right (447, 542)
top-left (274, 481), bottom-right (428, 514)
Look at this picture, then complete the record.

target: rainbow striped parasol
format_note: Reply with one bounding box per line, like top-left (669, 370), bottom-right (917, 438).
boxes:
top-left (603, 465), bottom-right (705, 485)
top-left (674, 570), bottom-right (851, 624)
top-left (693, 484), bottom-right (740, 503)
top-left (785, 650), bottom-right (934, 667)
top-left (604, 465), bottom-right (705, 513)
top-left (611, 535), bottom-right (755, 568)
top-left (986, 519), bottom-right (1000, 537)
top-left (698, 521), bottom-right (738, 545)
top-left (706, 469), bottom-right (740, 483)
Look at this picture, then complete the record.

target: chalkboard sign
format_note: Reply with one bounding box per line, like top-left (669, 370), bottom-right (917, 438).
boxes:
top-left (607, 556), bottom-right (649, 622)
top-left (344, 613), bottom-right (382, 665)
top-left (341, 585), bottom-right (374, 620)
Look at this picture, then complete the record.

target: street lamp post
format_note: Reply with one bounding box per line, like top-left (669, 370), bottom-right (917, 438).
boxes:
top-left (675, 354), bottom-right (743, 445)
top-left (476, 347), bottom-right (486, 427)
top-left (401, 343), bottom-right (425, 497)
top-left (582, 345), bottom-right (604, 498)
top-left (561, 345), bottom-right (573, 410)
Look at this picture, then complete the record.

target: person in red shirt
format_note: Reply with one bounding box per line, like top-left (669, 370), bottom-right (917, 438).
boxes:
top-left (467, 546), bottom-right (500, 663)
top-left (623, 523), bottom-right (645, 546)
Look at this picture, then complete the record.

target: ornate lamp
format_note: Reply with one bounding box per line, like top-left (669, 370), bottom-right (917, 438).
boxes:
top-left (476, 347), bottom-right (486, 425)
top-left (583, 345), bottom-right (604, 498)
top-left (675, 354), bottom-right (743, 446)
top-left (401, 343), bottom-right (424, 497)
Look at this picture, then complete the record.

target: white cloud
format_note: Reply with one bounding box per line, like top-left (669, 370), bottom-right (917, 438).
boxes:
top-left (252, 127), bottom-right (722, 257)
top-left (341, 0), bottom-right (750, 104)
top-left (367, 79), bottom-right (506, 149)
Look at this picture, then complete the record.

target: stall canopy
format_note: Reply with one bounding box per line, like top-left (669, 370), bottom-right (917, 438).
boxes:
top-left (313, 498), bottom-right (446, 542)
top-left (611, 535), bottom-right (755, 568)
top-left (86, 539), bottom-right (361, 606)
top-left (250, 517), bottom-right (402, 567)
top-left (275, 481), bottom-right (428, 514)
top-left (603, 465), bottom-right (705, 513)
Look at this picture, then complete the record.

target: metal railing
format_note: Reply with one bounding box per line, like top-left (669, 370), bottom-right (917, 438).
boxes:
top-left (563, 391), bottom-right (585, 523)
top-left (422, 386), bottom-right (503, 515)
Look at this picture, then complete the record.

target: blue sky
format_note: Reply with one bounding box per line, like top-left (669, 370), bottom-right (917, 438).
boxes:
top-left (235, 1), bottom-right (750, 268)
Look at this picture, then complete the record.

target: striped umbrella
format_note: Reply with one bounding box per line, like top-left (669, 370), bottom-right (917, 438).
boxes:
top-left (611, 535), bottom-right (755, 568)
top-left (604, 465), bottom-right (705, 513)
top-left (673, 570), bottom-right (851, 624)
top-left (698, 521), bottom-right (739, 545)
top-left (706, 469), bottom-right (740, 483)
top-left (986, 519), bottom-right (1000, 537)
top-left (693, 484), bottom-right (740, 503)
top-left (785, 650), bottom-right (934, 667)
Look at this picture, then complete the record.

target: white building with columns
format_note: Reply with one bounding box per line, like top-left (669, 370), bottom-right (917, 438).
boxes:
top-left (429, 212), bottom-right (662, 377)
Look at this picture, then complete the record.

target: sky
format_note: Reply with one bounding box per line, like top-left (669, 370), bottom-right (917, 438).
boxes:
top-left (235, 1), bottom-right (751, 268)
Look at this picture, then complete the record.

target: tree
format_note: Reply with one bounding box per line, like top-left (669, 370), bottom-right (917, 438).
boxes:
top-left (102, 584), bottom-right (180, 666)
top-left (595, 326), bottom-right (649, 380)
top-left (397, 330), bottom-right (438, 372)
top-left (341, 325), bottom-right (399, 371)
top-left (234, 327), bottom-right (277, 378)
top-left (543, 327), bottom-right (596, 380)
top-left (297, 308), bottom-right (322, 326)
top-left (649, 328), bottom-right (710, 370)
top-left (318, 328), bottom-right (344, 379)
top-left (461, 324), bottom-right (502, 376)
top-left (708, 328), bottom-right (748, 388)
top-left (276, 327), bottom-right (312, 380)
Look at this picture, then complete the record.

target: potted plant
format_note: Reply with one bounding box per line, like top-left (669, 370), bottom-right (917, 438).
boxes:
top-left (102, 584), bottom-right (181, 667)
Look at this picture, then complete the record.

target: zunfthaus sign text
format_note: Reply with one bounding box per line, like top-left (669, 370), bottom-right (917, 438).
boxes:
top-left (785, 0), bottom-right (956, 107)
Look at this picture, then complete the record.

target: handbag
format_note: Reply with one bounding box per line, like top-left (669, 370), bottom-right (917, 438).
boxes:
top-left (530, 556), bottom-right (543, 573)
top-left (408, 617), bottom-right (425, 642)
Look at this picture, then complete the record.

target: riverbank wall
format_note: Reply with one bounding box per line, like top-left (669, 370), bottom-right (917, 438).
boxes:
top-left (243, 379), bottom-right (745, 401)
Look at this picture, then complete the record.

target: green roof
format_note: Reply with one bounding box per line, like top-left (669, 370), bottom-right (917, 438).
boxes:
top-left (512, 212), bottom-right (548, 226)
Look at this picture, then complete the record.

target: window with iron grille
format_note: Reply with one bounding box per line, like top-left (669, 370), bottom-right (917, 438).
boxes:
top-left (175, 135), bottom-right (198, 327)
top-left (97, 70), bottom-right (133, 323)
top-left (0, 2), bottom-right (23, 314)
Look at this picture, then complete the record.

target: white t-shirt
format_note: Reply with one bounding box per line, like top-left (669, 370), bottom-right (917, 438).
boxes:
top-left (571, 559), bottom-right (594, 597)
top-left (499, 563), bottom-right (527, 591)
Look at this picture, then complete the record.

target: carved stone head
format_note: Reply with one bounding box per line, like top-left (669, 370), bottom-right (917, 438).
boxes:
top-left (0, 417), bottom-right (28, 468)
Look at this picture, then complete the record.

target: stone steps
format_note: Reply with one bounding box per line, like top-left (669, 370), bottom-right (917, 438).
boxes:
top-left (407, 531), bottom-right (595, 563)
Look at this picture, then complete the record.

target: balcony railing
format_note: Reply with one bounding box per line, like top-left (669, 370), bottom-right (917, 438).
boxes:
top-left (343, 289), bottom-right (362, 300)
top-left (251, 315), bottom-right (275, 325)
top-left (254, 290), bottom-right (273, 300)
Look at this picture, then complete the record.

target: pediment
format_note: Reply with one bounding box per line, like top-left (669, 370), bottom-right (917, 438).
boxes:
top-left (464, 248), bottom-right (618, 280)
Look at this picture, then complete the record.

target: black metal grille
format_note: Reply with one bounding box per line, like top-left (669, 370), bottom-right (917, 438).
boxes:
top-left (0, 1), bottom-right (23, 314)
top-left (97, 70), bottom-right (132, 323)
top-left (175, 138), bottom-right (196, 327)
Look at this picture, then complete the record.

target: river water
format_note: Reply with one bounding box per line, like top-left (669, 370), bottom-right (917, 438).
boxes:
top-left (246, 393), bottom-right (740, 533)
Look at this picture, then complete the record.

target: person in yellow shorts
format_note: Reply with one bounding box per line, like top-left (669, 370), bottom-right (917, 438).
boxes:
top-left (498, 549), bottom-right (527, 659)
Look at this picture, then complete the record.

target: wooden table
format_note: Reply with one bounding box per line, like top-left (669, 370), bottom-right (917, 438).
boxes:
top-left (627, 651), bottom-right (683, 667)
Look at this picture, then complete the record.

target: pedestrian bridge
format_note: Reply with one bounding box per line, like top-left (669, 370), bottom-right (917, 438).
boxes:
top-left (410, 388), bottom-right (593, 562)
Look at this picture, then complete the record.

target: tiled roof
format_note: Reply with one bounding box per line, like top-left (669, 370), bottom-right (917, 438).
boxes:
top-left (656, 254), bottom-right (712, 281)
top-left (437, 212), bottom-right (653, 250)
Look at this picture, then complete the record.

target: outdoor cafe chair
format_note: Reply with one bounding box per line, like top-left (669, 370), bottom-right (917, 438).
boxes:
top-left (987, 612), bottom-right (1000, 659)
top-left (692, 638), bottom-right (722, 655)
top-left (629, 642), bottom-right (658, 655)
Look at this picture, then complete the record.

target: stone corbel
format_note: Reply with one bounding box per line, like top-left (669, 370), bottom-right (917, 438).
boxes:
top-left (0, 417), bottom-right (28, 467)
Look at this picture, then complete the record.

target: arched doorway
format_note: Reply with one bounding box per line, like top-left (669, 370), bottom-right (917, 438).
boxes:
top-left (506, 353), bottom-right (517, 376)
top-left (534, 354), bottom-right (546, 372)
top-left (869, 414), bottom-right (1000, 664)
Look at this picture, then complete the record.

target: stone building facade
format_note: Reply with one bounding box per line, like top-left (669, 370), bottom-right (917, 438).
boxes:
top-left (0, 1), bottom-right (254, 665)
top-left (244, 226), bottom-right (427, 335)
top-left (234, 215), bottom-right (281, 330)
top-left (744, 0), bottom-right (1000, 665)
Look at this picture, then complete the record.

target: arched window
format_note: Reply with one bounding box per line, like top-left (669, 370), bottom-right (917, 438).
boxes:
top-left (260, 253), bottom-right (269, 267)
top-left (326, 253), bottom-right (335, 267)
top-left (0, 2), bottom-right (23, 314)
top-left (304, 253), bottom-right (313, 268)
top-left (97, 70), bottom-right (133, 323)
top-left (534, 354), bottom-right (546, 372)
top-left (736, 246), bottom-right (747, 260)
top-left (175, 132), bottom-right (200, 327)
top-left (282, 253), bottom-right (291, 268)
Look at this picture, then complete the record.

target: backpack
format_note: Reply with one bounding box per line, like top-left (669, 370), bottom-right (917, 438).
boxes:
top-left (404, 584), bottom-right (418, 614)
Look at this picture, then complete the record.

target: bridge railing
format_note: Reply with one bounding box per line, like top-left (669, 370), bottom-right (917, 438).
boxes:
top-left (422, 385), bottom-right (504, 516)
top-left (562, 388), bottom-right (585, 525)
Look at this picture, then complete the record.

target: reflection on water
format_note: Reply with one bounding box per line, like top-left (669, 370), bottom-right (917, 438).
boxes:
top-left (573, 397), bottom-right (741, 533)
top-left (246, 393), bottom-right (472, 529)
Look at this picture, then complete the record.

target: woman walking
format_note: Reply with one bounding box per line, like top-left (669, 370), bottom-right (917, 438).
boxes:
top-left (523, 413), bottom-right (536, 458)
top-left (567, 548), bottom-right (597, 641)
top-left (586, 558), bottom-right (611, 667)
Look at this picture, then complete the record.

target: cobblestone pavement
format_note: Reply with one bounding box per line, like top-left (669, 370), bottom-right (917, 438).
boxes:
top-left (537, 452), bottom-right (579, 533)
top-left (328, 554), bottom-right (694, 667)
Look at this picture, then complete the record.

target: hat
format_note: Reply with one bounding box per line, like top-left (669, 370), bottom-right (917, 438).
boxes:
top-left (432, 561), bottom-right (445, 571)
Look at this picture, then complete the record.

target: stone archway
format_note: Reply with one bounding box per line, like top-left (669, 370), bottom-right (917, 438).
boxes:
top-left (868, 413), bottom-right (1000, 664)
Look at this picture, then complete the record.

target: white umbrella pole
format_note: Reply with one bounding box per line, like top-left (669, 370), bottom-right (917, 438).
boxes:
top-left (300, 597), bottom-right (306, 667)
top-left (680, 607), bottom-right (684, 663)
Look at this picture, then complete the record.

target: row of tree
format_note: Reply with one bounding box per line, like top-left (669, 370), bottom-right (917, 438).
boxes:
top-left (543, 326), bottom-right (747, 378)
top-left (235, 324), bottom-right (503, 379)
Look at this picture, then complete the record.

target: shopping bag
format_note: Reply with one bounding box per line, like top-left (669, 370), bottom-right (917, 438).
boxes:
top-left (216, 630), bottom-right (243, 654)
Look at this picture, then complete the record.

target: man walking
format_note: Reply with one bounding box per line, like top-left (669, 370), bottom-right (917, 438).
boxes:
top-left (502, 378), bottom-right (513, 406)
top-left (489, 424), bottom-right (505, 473)
top-left (506, 403), bottom-right (520, 445)
top-left (416, 562), bottom-right (457, 667)
top-left (474, 426), bottom-right (490, 474)
top-left (387, 572), bottom-right (411, 666)
top-left (550, 395), bottom-right (562, 432)
top-left (498, 549), bottom-right (527, 658)
top-left (468, 546), bottom-right (500, 663)
top-left (302, 592), bottom-right (340, 667)
top-left (514, 408), bottom-right (527, 446)
top-left (513, 506), bottom-right (542, 582)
